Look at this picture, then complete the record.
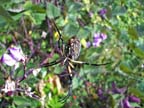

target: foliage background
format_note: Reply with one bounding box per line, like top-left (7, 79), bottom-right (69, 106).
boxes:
top-left (0, 0), bottom-right (144, 108)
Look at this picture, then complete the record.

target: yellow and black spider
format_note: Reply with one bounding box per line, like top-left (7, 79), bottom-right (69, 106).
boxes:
top-left (40, 20), bottom-right (110, 102)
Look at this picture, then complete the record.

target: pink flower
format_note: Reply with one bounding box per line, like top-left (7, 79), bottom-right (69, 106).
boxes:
top-left (8, 46), bottom-right (25, 62)
top-left (100, 33), bottom-right (107, 40)
top-left (93, 33), bottom-right (101, 39)
top-left (112, 82), bottom-right (127, 94)
top-left (1, 54), bottom-right (17, 66)
top-left (1, 46), bottom-right (26, 66)
top-left (120, 96), bottom-right (141, 108)
top-left (121, 97), bottom-right (133, 108)
top-left (92, 41), bottom-right (101, 47)
top-left (92, 33), bottom-right (107, 47)
top-left (129, 96), bottom-right (141, 103)
top-left (98, 9), bottom-right (107, 16)
top-left (98, 9), bottom-right (107, 19)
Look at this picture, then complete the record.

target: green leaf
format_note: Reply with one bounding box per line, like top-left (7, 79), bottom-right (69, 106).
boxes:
top-left (0, 0), bottom-right (10, 4)
top-left (13, 96), bottom-right (31, 106)
top-left (13, 96), bottom-right (41, 107)
top-left (0, 6), bottom-right (14, 22)
top-left (108, 94), bottom-right (116, 108)
top-left (40, 68), bottom-right (47, 78)
top-left (68, 2), bottom-right (83, 13)
top-left (129, 87), bottom-right (144, 98)
top-left (12, 0), bottom-right (24, 3)
top-left (72, 77), bottom-right (81, 89)
top-left (24, 1), bottom-right (45, 13)
top-left (128, 27), bottom-right (139, 40)
top-left (130, 102), bottom-right (141, 108)
top-left (0, 72), bottom-right (5, 86)
top-left (33, 13), bottom-right (46, 25)
top-left (11, 12), bottom-right (24, 21)
top-left (133, 47), bottom-right (144, 59)
top-left (119, 63), bottom-right (132, 74)
top-left (77, 27), bottom-right (90, 39)
top-left (0, 16), bottom-right (7, 26)
top-left (46, 3), bottom-right (60, 19)
top-left (112, 6), bottom-right (126, 16)
top-left (136, 24), bottom-right (144, 36)
top-left (48, 96), bottom-right (64, 108)
top-left (63, 23), bottom-right (79, 37)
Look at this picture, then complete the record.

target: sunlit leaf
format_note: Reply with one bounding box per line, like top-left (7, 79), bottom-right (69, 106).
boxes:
top-left (47, 96), bottom-right (64, 108)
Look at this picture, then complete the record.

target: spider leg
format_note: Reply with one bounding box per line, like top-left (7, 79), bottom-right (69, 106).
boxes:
top-left (58, 37), bottom-right (64, 50)
top-left (60, 73), bottom-right (73, 103)
top-left (51, 19), bottom-right (64, 49)
top-left (58, 72), bottom-right (73, 78)
top-left (40, 57), bottom-right (65, 67)
top-left (68, 58), bottom-right (111, 66)
top-left (83, 62), bottom-right (111, 66)
top-left (59, 64), bottom-right (73, 102)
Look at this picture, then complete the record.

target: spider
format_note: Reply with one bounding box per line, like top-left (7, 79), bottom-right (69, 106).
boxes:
top-left (40, 20), bottom-right (110, 102)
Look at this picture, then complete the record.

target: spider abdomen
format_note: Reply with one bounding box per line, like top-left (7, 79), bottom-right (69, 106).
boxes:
top-left (67, 36), bottom-right (81, 60)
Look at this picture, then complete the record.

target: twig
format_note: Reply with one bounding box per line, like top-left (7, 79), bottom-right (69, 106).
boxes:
top-left (17, 68), bottom-right (34, 82)
top-left (16, 88), bottom-right (40, 100)
top-left (46, 18), bottom-right (54, 48)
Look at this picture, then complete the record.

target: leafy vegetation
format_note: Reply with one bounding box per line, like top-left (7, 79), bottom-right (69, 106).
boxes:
top-left (0, 0), bottom-right (144, 108)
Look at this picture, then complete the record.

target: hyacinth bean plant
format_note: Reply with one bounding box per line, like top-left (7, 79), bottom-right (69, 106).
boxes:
top-left (0, 0), bottom-right (144, 108)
